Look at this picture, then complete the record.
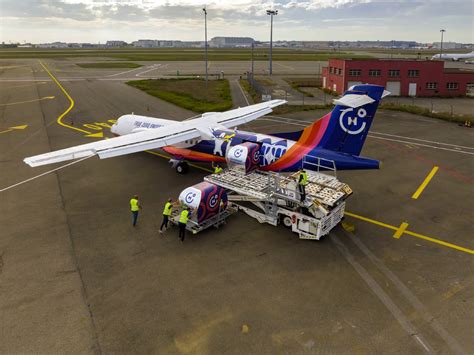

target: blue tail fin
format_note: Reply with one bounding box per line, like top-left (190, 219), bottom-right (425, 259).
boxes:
top-left (317, 84), bottom-right (386, 156)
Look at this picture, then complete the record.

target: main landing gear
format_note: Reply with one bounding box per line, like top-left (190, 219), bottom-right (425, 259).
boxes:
top-left (170, 159), bottom-right (189, 174)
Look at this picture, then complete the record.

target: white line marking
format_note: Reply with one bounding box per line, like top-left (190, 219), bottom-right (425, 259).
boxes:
top-left (331, 235), bottom-right (434, 353)
top-left (346, 231), bottom-right (466, 355)
top-left (135, 64), bottom-right (162, 77)
top-left (370, 131), bottom-right (474, 150)
top-left (368, 135), bottom-right (474, 155)
top-left (0, 155), bottom-right (94, 193)
top-left (105, 65), bottom-right (147, 77)
top-left (236, 80), bottom-right (250, 106)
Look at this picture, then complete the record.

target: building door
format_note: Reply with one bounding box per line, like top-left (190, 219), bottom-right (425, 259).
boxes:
top-left (466, 83), bottom-right (474, 97)
top-left (332, 83), bottom-right (337, 92)
top-left (347, 81), bottom-right (362, 90)
top-left (408, 83), bottom-right (417, 97)
top-left (386, 81), bottom-right (401, 96)
top-left (323, 77), bottom-right (327, 89)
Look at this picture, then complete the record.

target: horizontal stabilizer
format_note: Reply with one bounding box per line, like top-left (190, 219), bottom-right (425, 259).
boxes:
top-left (333, 94), bottom-right (375, 108)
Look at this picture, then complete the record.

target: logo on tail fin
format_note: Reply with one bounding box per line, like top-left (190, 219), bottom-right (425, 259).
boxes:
top-left (339, 107), bottom-right (367, 135)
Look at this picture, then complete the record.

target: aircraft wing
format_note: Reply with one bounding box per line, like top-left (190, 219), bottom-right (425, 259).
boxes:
top-left (24, 99), bottom-right (286, 167)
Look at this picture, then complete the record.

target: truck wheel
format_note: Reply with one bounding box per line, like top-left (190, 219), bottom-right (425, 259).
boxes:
top-left (176, 162), bottom-right (189, 174)
top-left (282, 216), bottom-right (292, 228)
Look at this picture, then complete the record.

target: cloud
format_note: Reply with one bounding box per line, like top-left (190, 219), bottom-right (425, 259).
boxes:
top-left (0, 0), bottom-right (472, 43)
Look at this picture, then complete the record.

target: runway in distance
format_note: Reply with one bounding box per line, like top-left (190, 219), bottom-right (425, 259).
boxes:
top-left (24, 84), bottom-right (389, 173)
top-left (431, 51), bottom-right (474, 61)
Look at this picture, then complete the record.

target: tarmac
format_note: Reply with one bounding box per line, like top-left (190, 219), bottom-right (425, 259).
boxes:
top-left (0, 59), bottom-right (473, 354)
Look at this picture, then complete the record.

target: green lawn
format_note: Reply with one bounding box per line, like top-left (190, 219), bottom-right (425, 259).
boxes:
top-left (0, 48), bottom-right (373, 61)
top-left (126, 78), bottom-right (232, 113)
top-left (380, 103), bottom-right (473, 124)
top-left (284, 78), bottom-right (322, 97)
top-left (76, 62), bottom-right (142, 69)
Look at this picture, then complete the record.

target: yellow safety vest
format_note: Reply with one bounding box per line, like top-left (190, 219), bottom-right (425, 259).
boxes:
top-left (130, 198), bottom-right (139, 211)
top-left (163, 202), bottom-right (172, 216)
top-left (179, 210), bottom-right (189, 224)
top-left (299, 171), bottom-right (308, 186)
top-left (214, 166), bottom-right (223, 174)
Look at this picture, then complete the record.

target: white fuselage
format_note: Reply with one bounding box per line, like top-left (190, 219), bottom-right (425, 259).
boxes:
top-left (431, 51), bottom-right (474, 61)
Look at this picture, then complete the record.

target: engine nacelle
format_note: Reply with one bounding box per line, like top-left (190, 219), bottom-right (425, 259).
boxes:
top-left (178, 182), bottom-right (228, 224)
top-left (226, 142), bottom-right (260, 174)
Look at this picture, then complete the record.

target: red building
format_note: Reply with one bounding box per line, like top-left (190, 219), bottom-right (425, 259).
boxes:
top-left (322, 59), bottom-right (474, 97)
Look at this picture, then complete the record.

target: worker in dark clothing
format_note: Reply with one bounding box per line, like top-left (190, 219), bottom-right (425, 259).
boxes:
top-left (298, 169), bottom-right (308, 202)
top-left (178, 207), bottom-right (192, 242)
top-left (130, 195), bottom-right (141, 226)
top-left (159, 198), bottom-right (174, 234)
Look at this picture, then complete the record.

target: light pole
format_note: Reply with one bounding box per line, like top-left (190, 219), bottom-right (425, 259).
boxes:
top-left (251, 41), bottom-right (254, 77)
top-left (203, 7), bottom-right (208, 88)
top-left (440, 29), bottom-right (445, 59)
top-left (266, 9), bottom-right (278, 75)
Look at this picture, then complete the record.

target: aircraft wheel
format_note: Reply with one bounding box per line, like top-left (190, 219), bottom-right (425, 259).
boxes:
top-left (176, 162), bottom-right (189, 174)
top-left (282, 215), bottom-right (293, 228)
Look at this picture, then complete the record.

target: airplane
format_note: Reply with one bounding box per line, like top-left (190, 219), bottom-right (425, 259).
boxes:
top-left (431, 51), bottom-right (474, 61)
top-left (24, 84), bottom-right (389, 174)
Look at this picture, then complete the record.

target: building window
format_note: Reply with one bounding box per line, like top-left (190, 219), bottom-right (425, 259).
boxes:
top-left (338, 68), bottom-right (343, 75)
top-left (329, 67), bottom-right (334, 74)
top-left (369, 69), bottom-right (381, 77)
top-left (388, 69), bottom-right (400, 77)
top-left (446, 82), bottom-right (458, 90)
top-left (348, 69), bottom-right (361, 76)
top-left (408, 70), bottom-right (419, 77)
top-left (425, 82), bottom-right (437, 90)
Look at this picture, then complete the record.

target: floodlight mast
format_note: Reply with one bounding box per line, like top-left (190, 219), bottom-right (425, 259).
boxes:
top-left (440, 29), bottom-right (446, 59)
top-left (266, 9), bottom-right (278, 75)
top-left (203, 7), bottom-right (208, 88)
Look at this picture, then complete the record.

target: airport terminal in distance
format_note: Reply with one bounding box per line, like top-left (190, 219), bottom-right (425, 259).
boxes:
top-left (0, 47), bottom-right (473, 354)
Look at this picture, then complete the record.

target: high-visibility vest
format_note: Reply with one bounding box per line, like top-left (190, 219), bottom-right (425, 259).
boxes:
top-left (179, 210), bottom-right (189, 224)
top-left (130, 198), bottom-right (139, 211)
top-left (214, 166), bottom-right (223, 174)
top-left (299, 171), bottom-right (308, 186)
top-left (163, 202), bottom-right (172, 216)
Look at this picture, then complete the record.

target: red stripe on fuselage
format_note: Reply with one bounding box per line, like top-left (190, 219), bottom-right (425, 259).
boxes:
top-left (262, 112), bottom-right (331, 171)
top-left (162, 146), bottom-right (226, 163)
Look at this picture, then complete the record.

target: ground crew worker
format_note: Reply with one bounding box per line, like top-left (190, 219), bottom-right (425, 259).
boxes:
top-left (298, 169), bottom-right (308, 202)
top-left (178, 207), bottom-right (191, 242)
top-left (159, 198), bottom-right (174, 234)
top-left (130, 195), bottom-right (141, 227)
top-left (213, 163), bottom-right (223, 174)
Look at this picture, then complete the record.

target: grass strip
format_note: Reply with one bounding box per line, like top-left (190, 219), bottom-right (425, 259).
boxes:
top-left (380, 103), bottom-right (473, 124)
top-left (126, 78), bottom-right (232, 113)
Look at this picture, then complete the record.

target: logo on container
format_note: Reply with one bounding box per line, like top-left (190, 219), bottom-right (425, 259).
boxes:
top-left (209, 194), bottom-right (218, 208)
top-left (185, 191), bottom-right (197, 204)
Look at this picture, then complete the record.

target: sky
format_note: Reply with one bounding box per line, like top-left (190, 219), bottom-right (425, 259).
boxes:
top-left (0, 0), bottom-right (473, 44)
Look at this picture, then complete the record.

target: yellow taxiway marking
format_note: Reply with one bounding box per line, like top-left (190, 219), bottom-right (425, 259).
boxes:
top-left (276, 62), bottom-right (294, 70)
top-left (0, 96), bottom-right (54, 106)
top-left (393, 222), bottom-right (409, 239)
top-left (0, 125), bottom-right (28, 135)
top-left (39, 60), bottom-right (95, 136)
top-left (344, 211), bottom-right (474, 255)
top-left (412, 166), bottom-right (439, 199)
